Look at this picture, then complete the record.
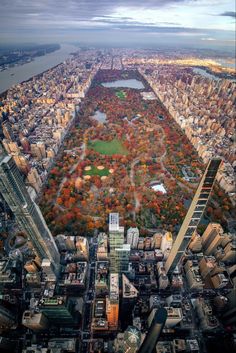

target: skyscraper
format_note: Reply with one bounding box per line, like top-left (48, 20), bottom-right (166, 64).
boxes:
top-left (138, 307), bottom-right (167, 353)
top-left (0, 144), bottom-right (60, 271)
top-left (165, 158), bottom-right (222, 274)
top-left (201, 223), bottom-right (224, 255)
top-left (127, 227), bottom-right (139, 249)
top-left (106, 273), bottom-right (119, 330)
top-left (109, 213), bottom-right (126, 273)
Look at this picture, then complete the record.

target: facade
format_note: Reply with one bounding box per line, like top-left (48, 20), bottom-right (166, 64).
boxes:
top-left (0, 146), bottom-right (60, 272)
top-left (165, 158), bottom-right (222, 274)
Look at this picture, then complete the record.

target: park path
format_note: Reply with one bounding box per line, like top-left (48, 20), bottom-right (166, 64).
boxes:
top-left (55, 140), bottom-right (87, 209)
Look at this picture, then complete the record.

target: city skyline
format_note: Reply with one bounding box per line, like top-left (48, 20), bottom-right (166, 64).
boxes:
top-left (0, 0), bottom-right (235, 52)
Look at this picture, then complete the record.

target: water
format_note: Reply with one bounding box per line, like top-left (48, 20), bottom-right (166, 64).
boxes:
top-left (193, 68), bottom-right (221, 81)
top-left (92, 110), bottom-right (107, 123)
top-left (0, 44), bottom-right (77, 93)
top-left (216, 58), bottom-right (236, 69)
top-left (102, 79), bottom-right (144, 89)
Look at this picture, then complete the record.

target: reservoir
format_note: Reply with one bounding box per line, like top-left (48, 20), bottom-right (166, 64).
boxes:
top-left (193, 68), bottom-right (221, 81)
top-left (102, 79), bottom-right (144, 89)
top-left (0, 44), bottom-right (77, 94)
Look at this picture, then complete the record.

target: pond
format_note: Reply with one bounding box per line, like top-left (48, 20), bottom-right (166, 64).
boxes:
top-left (150, 182), bottom-right (167, 194)
top-left (102, 79), bottom-right (145, 89)
top-left (92, 110), bottom-right (107, 123)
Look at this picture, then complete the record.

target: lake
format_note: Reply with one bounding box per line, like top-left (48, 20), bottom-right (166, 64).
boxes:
top-left (0, 44), bottom-right (77, 94)
top-left (102, 79), bottom-right (144, 89)
top-left (193, 68), bottom-right (221, 81)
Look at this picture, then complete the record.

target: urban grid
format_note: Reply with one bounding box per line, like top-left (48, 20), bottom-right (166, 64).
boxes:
top-left (0, 44), bottom-right (235, 353)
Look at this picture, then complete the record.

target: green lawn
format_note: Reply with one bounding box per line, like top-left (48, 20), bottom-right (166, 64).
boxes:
top-left (84, 166), bottom-right (110, 176)
top-left (88, 138), bottom-right (129, 155)
top-left (116, 90), bottom-right (127, 99)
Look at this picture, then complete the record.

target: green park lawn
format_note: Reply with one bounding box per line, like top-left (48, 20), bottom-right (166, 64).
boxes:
top-left (84, 166), bottom-right (110, 176)
top-left (116, 90), bottom-right (127, 99)
top-left (88, 138), bottom-right (128, 155)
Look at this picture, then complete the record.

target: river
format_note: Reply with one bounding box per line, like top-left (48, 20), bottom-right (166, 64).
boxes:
top-left (0, 44), bottom-right (77, 94)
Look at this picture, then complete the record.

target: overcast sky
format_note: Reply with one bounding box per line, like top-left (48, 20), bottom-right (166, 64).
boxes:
top-left (0, 0), bottom-right (235, 51)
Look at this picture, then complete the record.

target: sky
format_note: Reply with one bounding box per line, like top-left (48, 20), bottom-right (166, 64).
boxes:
top-left (0, 0), bottom-right (235, 52)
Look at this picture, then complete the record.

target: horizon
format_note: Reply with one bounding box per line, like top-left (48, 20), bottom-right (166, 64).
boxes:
top-left (0, 0), bottom-right (235, 54)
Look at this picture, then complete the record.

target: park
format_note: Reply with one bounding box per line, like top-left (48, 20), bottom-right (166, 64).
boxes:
top-left (39, 70), bottom-right (205, 235)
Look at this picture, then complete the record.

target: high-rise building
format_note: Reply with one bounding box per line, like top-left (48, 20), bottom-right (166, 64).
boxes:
top-left (127, 227), bottom-right (139, 249)
top-left (161, 232), bottom-right (173, 253)
top-left (139, 307), bottom-right (167, 353)
top-left (188, 231), bottom-right (202, 253)
top-left (109, 213), bottom-right (125, 272)
top-left (165, 159), bottom-right (222, 274)
top-left (201, 223), bottom-right (224, 256)
top-left (2, 121), bottom-right (15, 141)
top-left (97, 233), bottom-right (108, 261)
top-left (26, 168), bottom-right (42, 194)
top-left (106, 273), bottom-right (119, 330)
top-left (0, 145), bottom-right (60, 272)
top-left (22, 311), bottom-right (49, 331)
top-left (111, 244), bottom-right (130, 273)
top-left (75, 236), bottom-right (89, 261)
top-left (38, 297), bottom-right (77, 326)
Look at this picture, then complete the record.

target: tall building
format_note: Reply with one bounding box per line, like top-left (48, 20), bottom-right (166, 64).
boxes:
top-left (22, 311), bottom-right (49, 331)
top-left (109, 213), bottom-right (126, 272)
top-left (0, 145), bottom-right (60, 271)
top-left (26, 168), bottom-right (42, 194)
top-left (2, 121), bottom-right (15, 141)
top-left (139, 307), bottom-right (167, 353)
top-left (97, 233), bottom-right (108, 261)
top-left (127, 227), bottom-right (139, 249)
top-left (165, 159), bottom-right (222, 274)
top-left (106, 273), bottom-right (119, 330)
top-left (201, 223), bottom-right (224, 255)
top-left (111, 244), bottom-right (130, 273)
top-left (75, 236), bottom-right (89, 261)
top-left (38, 297), bottom-right (77, 326)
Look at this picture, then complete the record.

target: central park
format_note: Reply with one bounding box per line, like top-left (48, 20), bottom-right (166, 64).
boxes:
top-left (39, 70), bottom-right (232, 235)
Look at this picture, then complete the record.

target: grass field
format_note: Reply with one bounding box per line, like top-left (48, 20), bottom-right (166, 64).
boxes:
top-left (116, 90), bottom-right (127, 99)
top-left (88, 138), bottom-right (129, 155)
top-left (84, 166), bottom-right (110, 176)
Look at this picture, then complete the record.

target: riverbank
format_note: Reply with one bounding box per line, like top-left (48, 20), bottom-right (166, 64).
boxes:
top-left (0, 44), bottom-right (77, 94)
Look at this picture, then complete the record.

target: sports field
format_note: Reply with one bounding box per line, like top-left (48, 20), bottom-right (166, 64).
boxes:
top-left (88, 138), bottom-right (128, 155)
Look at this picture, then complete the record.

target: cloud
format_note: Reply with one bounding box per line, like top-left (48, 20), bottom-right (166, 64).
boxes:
top-left (219, 11), bottom-right (236, 18)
